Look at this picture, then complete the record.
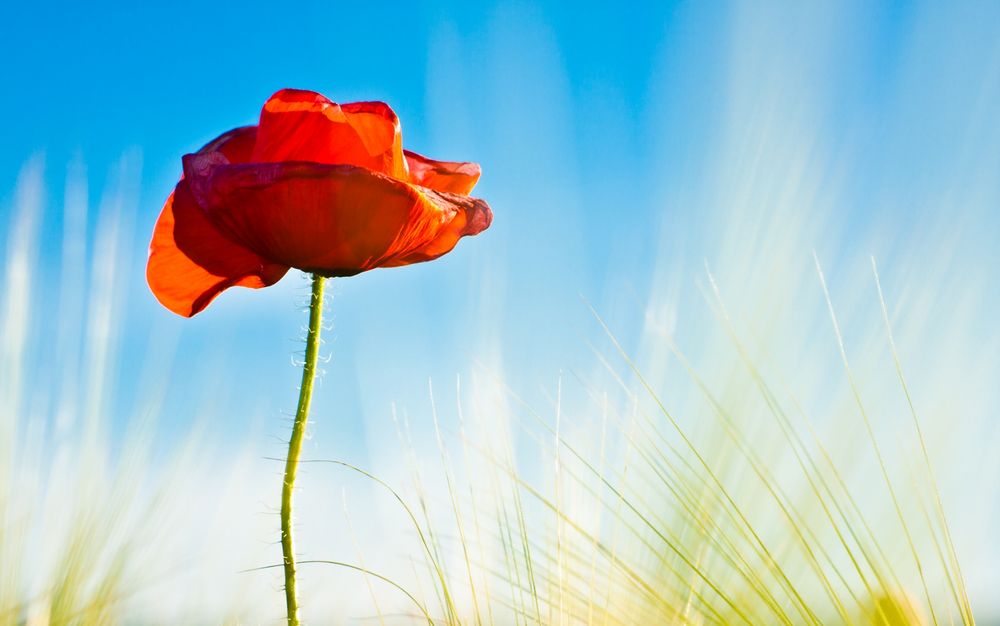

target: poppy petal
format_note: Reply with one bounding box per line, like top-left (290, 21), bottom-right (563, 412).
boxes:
top-left (404, 149), bottom-right (482, 195)
top-left (147, 180), bottom-right (289, 317)
top-left (182, 153), bottom-right (491, 276)
top-left (252, 89), bottom-right (406, 178)
top-left (197, 125), bottom-right (258, 164)
top-left (381, 185), bottom-right (493, 266)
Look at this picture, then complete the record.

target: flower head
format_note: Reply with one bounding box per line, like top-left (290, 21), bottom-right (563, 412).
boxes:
top-left (147, 88), bottom-right (492, 317)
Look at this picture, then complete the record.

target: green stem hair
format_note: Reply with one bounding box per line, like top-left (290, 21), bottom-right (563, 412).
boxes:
top-left (281, 274), bottom-right (326, 626)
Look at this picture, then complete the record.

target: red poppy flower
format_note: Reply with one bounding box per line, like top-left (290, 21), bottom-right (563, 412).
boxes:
top-left (147, 88), bottom-right (492, 317)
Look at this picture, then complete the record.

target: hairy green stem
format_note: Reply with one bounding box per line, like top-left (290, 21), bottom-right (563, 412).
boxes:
top-left (282, 274), bottom-right (326, 626)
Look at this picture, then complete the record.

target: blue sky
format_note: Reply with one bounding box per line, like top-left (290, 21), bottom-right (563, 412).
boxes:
top-left (2, 0), bottom-right (998, 464)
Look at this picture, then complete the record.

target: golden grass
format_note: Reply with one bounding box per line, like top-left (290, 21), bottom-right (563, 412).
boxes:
top-left (0, 156), bottom-right (985, 624)
top-left (277, 261), bottom-right (976, 625)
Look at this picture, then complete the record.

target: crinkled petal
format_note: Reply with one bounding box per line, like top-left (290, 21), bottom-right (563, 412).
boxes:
top-left (380, 185), bottom-right (493, 266)
top-left (251, 89), bottom-right (407, 178)
top-left (404, 149), bottom-right (481, 195)
top-left (146, 180), bottom-right (289, 317)
top-left (182, 152), bottom-right (492, 276)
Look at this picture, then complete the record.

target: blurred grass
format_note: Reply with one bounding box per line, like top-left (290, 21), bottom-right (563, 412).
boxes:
top-left (273, 266), bottom-right (978, 625)
top-left (0, 157), bottom-right (985, 625)
top-left (0, 156), bottom-right (203, 626)
top-left (323, 305), bottom-right (971, 625)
